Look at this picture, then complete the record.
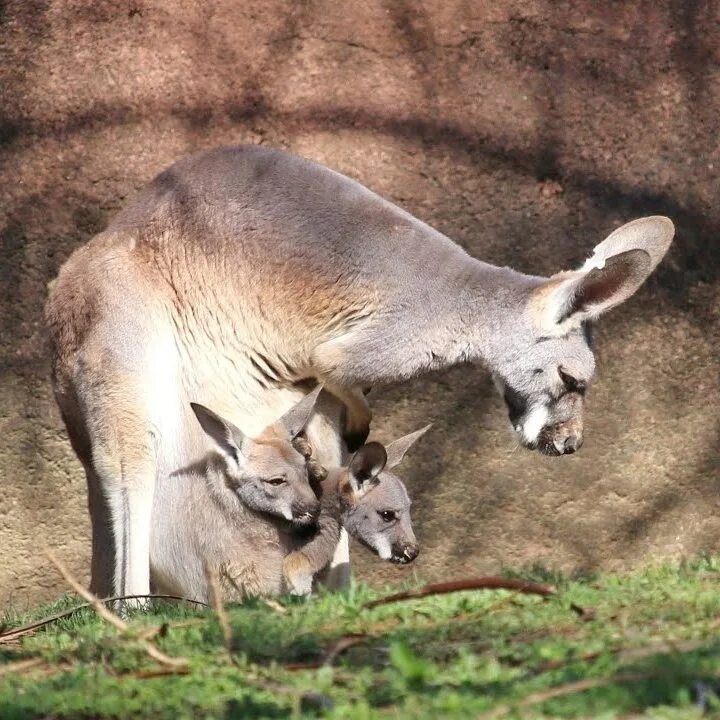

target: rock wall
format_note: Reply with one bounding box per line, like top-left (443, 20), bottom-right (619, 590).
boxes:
top-left (1, 0), bottom-right (718, 608)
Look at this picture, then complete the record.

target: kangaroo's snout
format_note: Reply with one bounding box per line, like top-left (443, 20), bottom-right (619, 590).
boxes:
top-left (538, 419), bottom-right (584, 456)
top-left (554, 433), bottom-right (583, 455)
top-left (391, 543), bottom-right (419, 565)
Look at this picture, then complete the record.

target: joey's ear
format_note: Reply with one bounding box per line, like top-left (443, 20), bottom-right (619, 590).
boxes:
top-left (533, 249), bottom-right (652, 332)
top-left (384, 424), bottom-right (432, 470)
top-left (278, 385), bottom-right (323, 439)
top-left (190, 403), bottom-right (246, 466)
top-left (348, 442), bottom-right (387, 494)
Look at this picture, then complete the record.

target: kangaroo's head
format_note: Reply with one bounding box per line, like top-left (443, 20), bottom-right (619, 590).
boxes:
top-left (338, 425), bottom-right (431, 564)
top-left (491, 216), bottom-right (674, 456)
top-left (191, 386), bottom-right (322, 526)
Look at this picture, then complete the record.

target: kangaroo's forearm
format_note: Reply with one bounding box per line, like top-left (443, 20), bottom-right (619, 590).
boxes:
top-left (292, 513), bottom-right (343, 575)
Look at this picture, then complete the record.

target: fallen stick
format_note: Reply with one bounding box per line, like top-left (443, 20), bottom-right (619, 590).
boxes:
top-left (0, 594), bottom-right (208, 644)
top-left (535, 635), bottom-right (717, 674)
top-left (45, 548), bottom-right (188, 669)
top-left (478, 669), bottom-right (720, 719)
top-left (285, 633), bottom-right (369, 671)
top-left (363, 576), bottom-right (556, 610)
top-left (0, 657), bottom-right (46, 677)
top-left (205, 565), bottom-right (233, 658)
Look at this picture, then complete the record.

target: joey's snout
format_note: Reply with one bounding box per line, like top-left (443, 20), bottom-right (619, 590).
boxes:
top-left (391, 543), bottom-right (419, 565)
top-left (290, 497), bottom-right (321, 526)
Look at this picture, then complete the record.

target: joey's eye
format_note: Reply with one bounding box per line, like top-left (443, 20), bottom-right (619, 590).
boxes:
top-left (558, 368), bottom-right (586, 394)
top-left (265, 476), bottom-right (286, 486)
top-left (379, 511), bottom-right (396, 523)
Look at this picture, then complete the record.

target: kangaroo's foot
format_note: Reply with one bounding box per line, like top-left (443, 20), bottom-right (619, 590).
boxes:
top-left (283, 553), bottom-right (314, 597)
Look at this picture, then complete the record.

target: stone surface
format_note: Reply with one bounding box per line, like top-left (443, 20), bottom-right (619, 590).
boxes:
top-left (1, 0), bottom-right (718, 609)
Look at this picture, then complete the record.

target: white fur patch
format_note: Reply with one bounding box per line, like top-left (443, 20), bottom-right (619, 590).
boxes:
top-left (581, 250), bottom-right (606, 271)
top-left (281, 504), bottom-right (293, 521)
top-left (145, 331), bottom-right (182, 461)
top-left (521, 404), bottom-right (549, 444)
top-left (373, 534), bottom-right (392, 560)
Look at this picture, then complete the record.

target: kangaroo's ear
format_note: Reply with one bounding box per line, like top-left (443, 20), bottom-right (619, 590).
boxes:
top-left (384, 424), bottom-right (432, 470)
top-left (583, 216), bottom-right (674, 275)
top-left (533, 248), bottom-right (652, 332)
top-left (279, 385), bottom-right (323, 439)
top-left (190, 402), bottom-right (246, 467)
top-left (348, 442), bottom-right (387, 495)
top-left (532, 216), bottom-right (673, 334)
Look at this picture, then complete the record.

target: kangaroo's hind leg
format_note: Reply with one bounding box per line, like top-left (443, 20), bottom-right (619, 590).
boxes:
top-left (57, 400), bottom-right (116, 597)
top-left (86, 467), bottom-right (115, 597)
top-left (79, 368), bottom-right (162, 608)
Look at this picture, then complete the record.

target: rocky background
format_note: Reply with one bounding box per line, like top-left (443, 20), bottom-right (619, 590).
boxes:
top-left (1, 0), bottom-right (718, 609)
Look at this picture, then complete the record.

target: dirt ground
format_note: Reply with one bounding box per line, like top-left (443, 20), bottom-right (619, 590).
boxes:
top-left (1, 0), bottom-right (718, 609)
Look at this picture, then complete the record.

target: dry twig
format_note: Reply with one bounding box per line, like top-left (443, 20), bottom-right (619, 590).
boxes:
top-left (480, 675), bottom-right (646, 719)
top-left (363, 576), bottom-right (556, 610)
top-left (45, 548), bottom-right (187, 669)
top-left (0, 657), bottom-right (46, 677)
top-left (285, 633), bottom-right (369, 671)
top-left (205, 565), bottom-right (233, 657)
top-left (535, 636), bottom-right (717, 674)
top-left (478, 671), bottom-right (713, 719)
top-left (0, 593), bottom-right (207, 645)
top-left (262, 598), bottom-right (288, 614)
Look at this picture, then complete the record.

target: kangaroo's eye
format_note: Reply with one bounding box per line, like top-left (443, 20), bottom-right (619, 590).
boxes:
top-left (379, 511), bottom-right (396, 523)
top-left (265, 476), bottom-right (286, 486)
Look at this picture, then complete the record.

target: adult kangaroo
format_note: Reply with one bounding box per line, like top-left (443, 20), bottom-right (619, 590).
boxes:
top-left (45, 144), bottom-right (675, 599)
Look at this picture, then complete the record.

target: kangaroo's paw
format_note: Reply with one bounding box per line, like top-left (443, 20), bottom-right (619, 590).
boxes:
top-left (283, 553), bottom-right (314, 597)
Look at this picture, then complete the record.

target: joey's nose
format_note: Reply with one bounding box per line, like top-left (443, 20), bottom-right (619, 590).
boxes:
top-left (554, 435), bottom-right (583, 455)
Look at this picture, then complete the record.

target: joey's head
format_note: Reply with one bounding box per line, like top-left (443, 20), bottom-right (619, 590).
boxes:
top-left (339, 425), bottom-right (431, 565)
top-left (491, 216), bottom-right (674, 456)
top-left (191, 386), bottom-right (323, 527)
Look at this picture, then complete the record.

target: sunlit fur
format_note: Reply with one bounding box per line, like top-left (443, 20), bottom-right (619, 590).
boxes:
top-left (45, 145), bottom-right (674, 597)
top-left (283, 429), bottom-right (427, 596)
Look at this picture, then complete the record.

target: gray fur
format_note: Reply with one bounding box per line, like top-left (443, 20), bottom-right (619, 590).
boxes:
top-left (189, 400), bottom-right (320, 526)
top-left (283, 428), bottom-right (427, 596)
top-left (152, 394), bottom-right (321, 603)
top-left (45, 144), bottom-right (675, 598)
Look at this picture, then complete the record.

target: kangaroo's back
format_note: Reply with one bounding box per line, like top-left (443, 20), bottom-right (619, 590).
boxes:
top-left (106, 146), bottom-right (475, 324)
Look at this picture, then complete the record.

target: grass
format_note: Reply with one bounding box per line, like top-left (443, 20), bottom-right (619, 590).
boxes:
top-left (2, 558), bottom-right (720, 719)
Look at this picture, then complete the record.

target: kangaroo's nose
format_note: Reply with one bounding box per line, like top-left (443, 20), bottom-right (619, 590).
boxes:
top-left (555, 435), bottom-right (583, 455)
